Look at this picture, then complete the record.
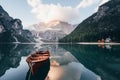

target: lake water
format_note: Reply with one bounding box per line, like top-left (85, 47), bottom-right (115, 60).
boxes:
top-left (0, 43), bottom-right (120, 80)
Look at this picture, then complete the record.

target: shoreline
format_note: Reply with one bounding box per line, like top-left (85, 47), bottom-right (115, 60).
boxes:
top-left (77, 42), bottom-right (120, 45)
top-left (0, 42), bottom-right (120, 45)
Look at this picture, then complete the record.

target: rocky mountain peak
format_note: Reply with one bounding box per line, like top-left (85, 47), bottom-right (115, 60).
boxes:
top-left (47, 20), bottom-right (60, 26)
top-left (93, 0), bottom-right (120, 21)
top-left (0, 5), bottom-right (7, 15)
top-left (0, 5), bottom-right (34, 42)
top-left (60, 0), bottom-right (120, 42)
top-left (28, 20), bottom-right (77, 42)
top-left (94, 6), bottom-right (109, 21)
top-left (112, 0), bottom-right (120, 2)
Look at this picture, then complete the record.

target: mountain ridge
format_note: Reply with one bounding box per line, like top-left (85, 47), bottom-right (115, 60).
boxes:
top-left (28, 20), bottom-right (77, 42)
top-left (60, 0), bottom-right (120, 42)
top-left (0, 5), bottom-right (34, 43)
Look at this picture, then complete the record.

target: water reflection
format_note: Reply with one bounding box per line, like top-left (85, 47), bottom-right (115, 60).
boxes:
top-left (46, 61), bottom-right (101, 80)
top-left (0, 43), bottom-right (36, 77)
top-left (0, 43), bottom-right (119, 80)
top-left (60, 44), bottom-right (120, 80)
top-left (35, 44), bottom-right (101, 80)
top-left (26, 59), bottom-right (50, 80)
top-left (98, 44), bottom-right (112, 49)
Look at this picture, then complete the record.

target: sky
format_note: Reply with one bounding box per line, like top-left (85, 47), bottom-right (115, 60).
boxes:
top-left (0, 0), bottom-right (109, 28)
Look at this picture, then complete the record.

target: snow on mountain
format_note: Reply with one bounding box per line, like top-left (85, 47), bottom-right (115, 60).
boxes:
top-left (27, 20), bottom-right (77, 42)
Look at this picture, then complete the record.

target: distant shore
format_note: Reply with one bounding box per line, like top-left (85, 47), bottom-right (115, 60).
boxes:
top-left (77, 42), bottom-right (120, 45)
top-left (0, 42), bottom-right (120, 45)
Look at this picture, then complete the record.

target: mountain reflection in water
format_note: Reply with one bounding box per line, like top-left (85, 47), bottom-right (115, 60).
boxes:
top-left (60, 44), bottom-right (120, 80)
top-left (46, 61), bottom-right (101, 80)
top-left (0, 43), bottom-right (119, 80)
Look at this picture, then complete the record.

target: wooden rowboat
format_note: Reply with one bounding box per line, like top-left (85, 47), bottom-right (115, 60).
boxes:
top-left (26, 51), bottom-right (50, 75)
top-left (26, 51), bottom-right (50, 63)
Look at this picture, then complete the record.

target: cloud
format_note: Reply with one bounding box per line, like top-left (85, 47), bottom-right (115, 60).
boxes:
top-left (27, 0), bottom-right (41, 7)
top-left (76, 0), bottom-right (100, 9)
top-left (27, 0), bottom-right (80, 24)
top-left (27, 0), bottom-right (105, 24)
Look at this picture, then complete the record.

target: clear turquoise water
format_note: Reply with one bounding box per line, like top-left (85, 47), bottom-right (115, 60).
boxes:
top-left (0, 43), bottom-right (120, 80)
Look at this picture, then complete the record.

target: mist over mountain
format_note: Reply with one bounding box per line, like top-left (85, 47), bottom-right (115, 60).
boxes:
top-left (60, 0), bottom-right (120, 42)
top-left (28, 20), bottom-right (77, 42)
